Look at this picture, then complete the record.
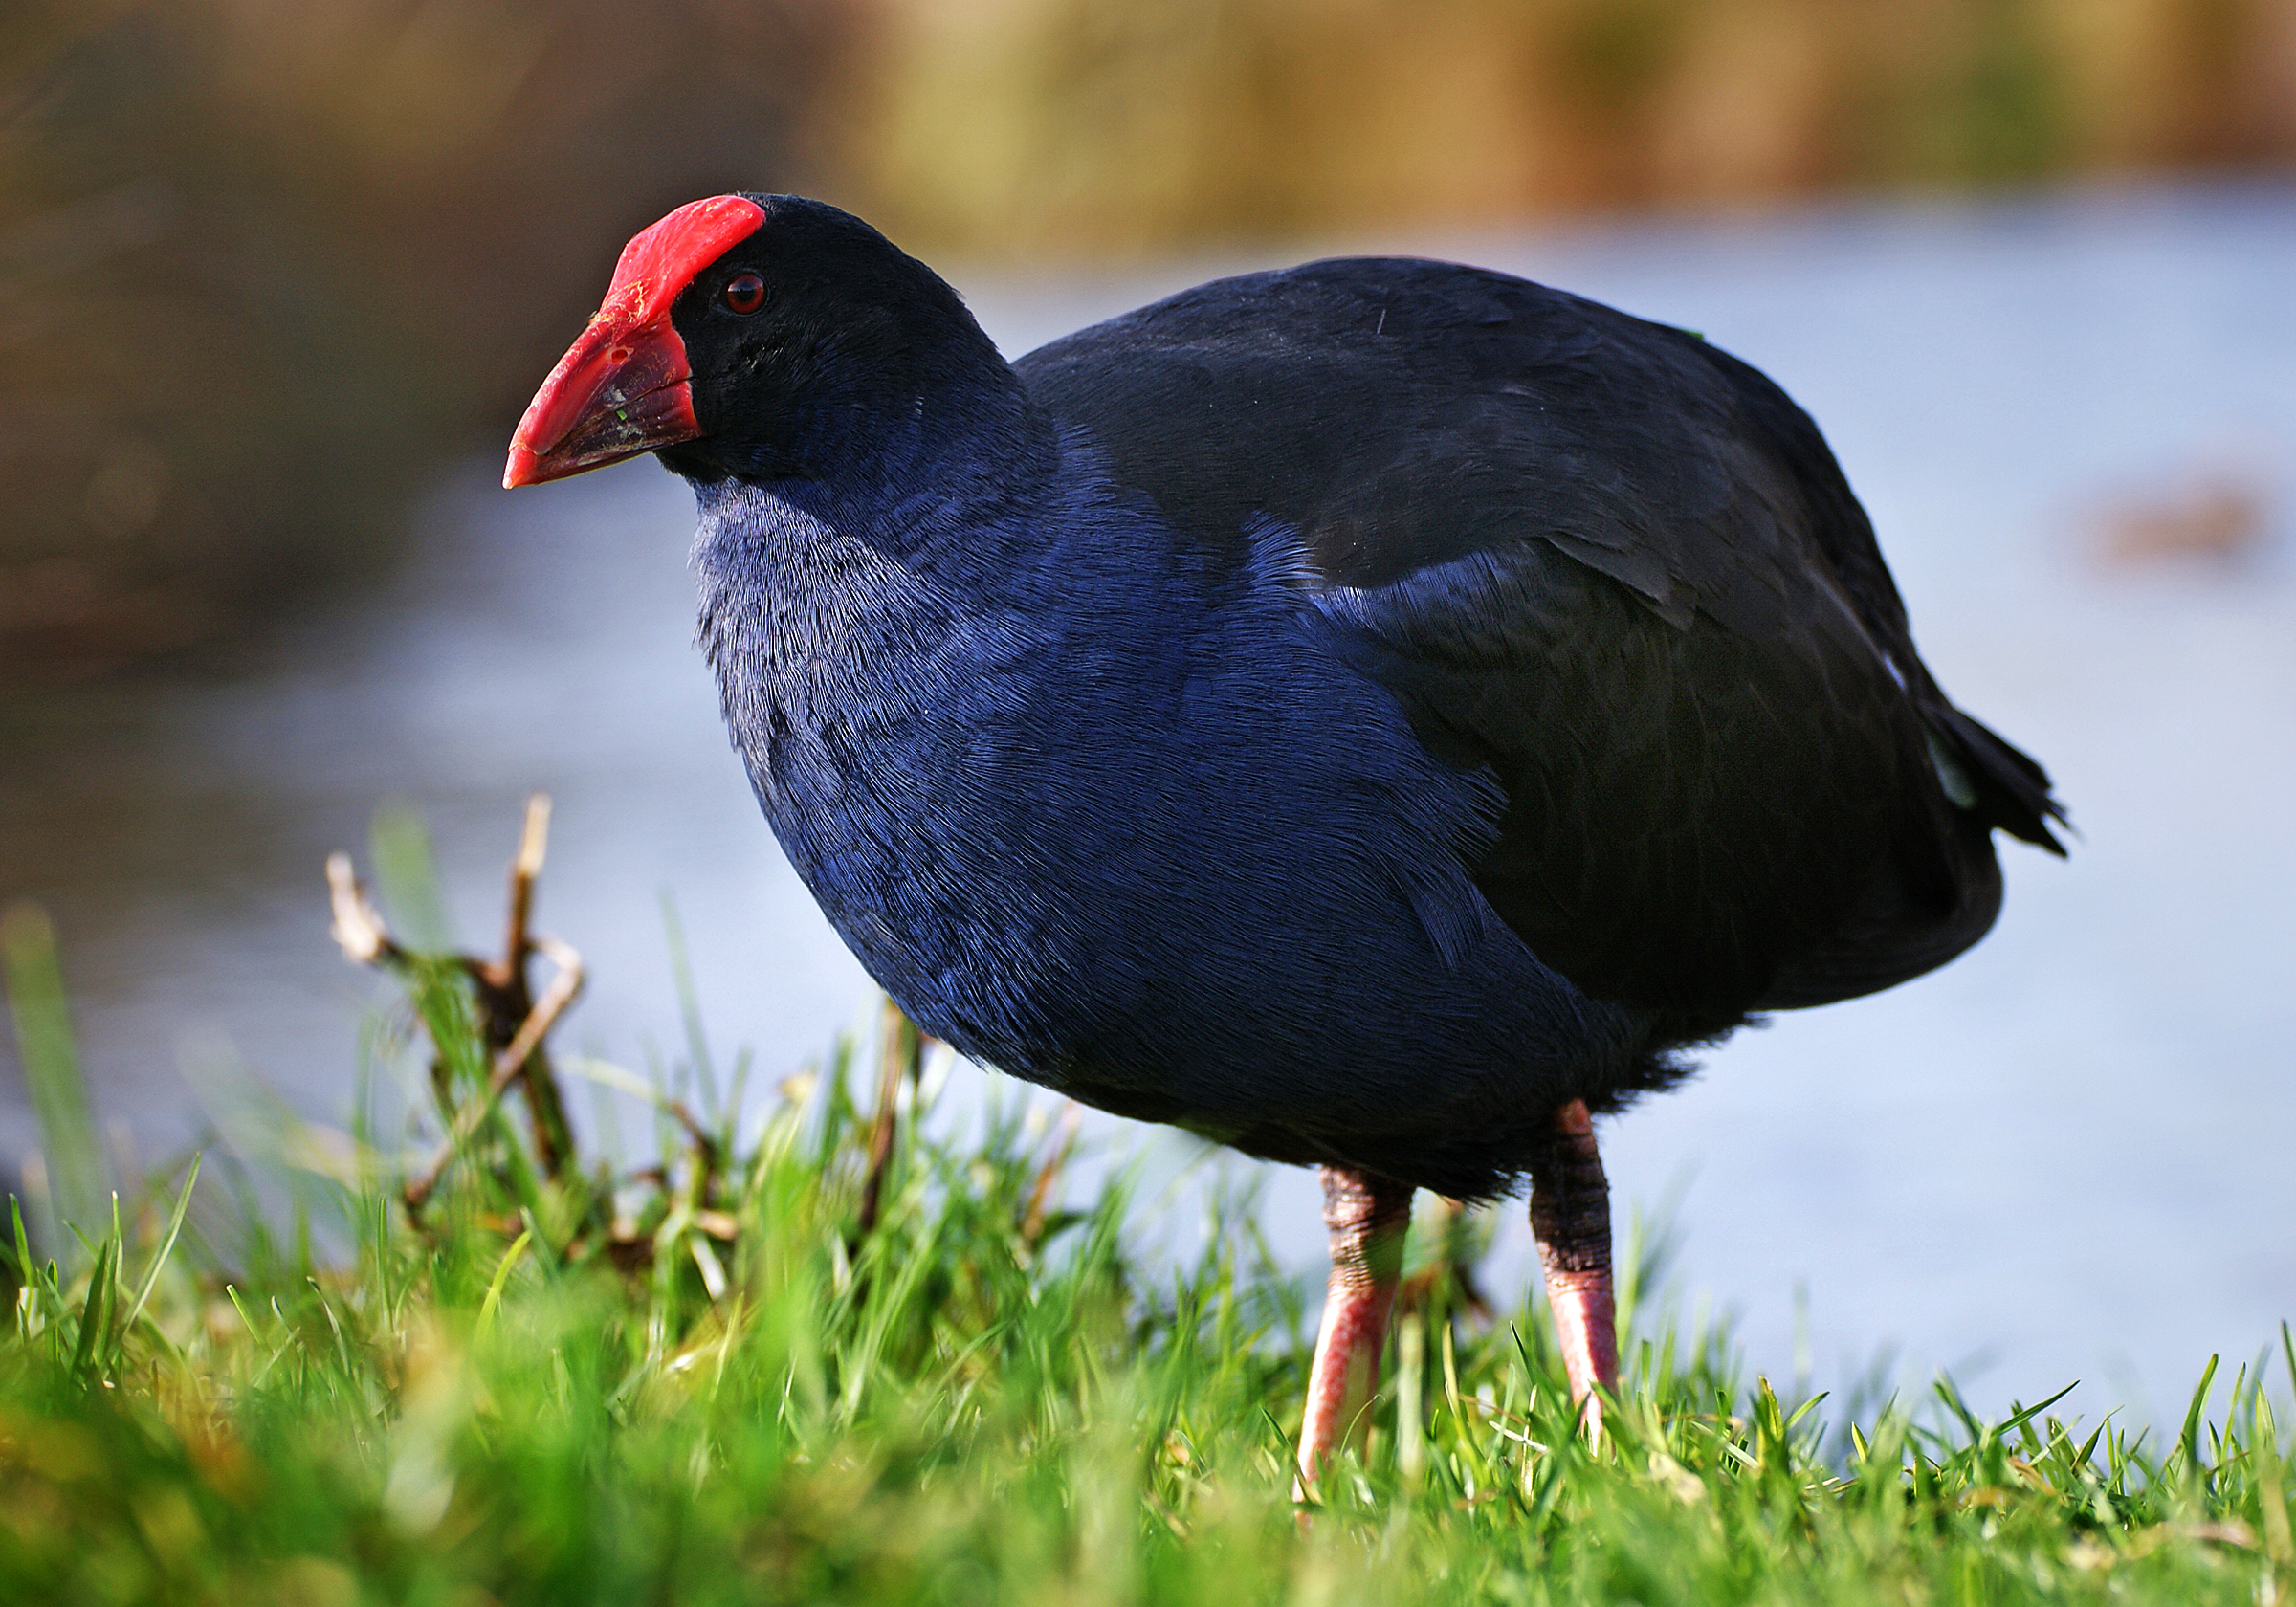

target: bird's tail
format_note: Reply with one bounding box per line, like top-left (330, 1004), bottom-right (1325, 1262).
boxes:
top-left (1926, 704), bottom-right (2069, 855)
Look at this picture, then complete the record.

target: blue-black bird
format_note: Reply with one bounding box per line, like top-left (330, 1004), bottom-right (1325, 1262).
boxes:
top-left (506, 195), bottom-right (2065, 1478)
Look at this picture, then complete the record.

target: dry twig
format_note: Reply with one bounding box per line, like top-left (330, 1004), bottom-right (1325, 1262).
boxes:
top-left (1398, 1197), bottom-right (1494, 1323)
top-left (856, 997), bottom-right (923, 1238)
top-left (326, 793), bottom-right (586, 1219)
top-left (1020, 1101), bottom-right (1083, 1244)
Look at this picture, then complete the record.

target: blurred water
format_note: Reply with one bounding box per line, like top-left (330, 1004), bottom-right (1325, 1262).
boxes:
top-left (3, 182), bottom-right (2291, 1425)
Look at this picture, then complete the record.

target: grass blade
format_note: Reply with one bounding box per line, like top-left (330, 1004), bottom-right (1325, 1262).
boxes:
top-left (478, 1228), bottom-right (534, 1337)
top-left (69, 1237), bottom-right (112, 1380)
top-left (2178, 1354), bottom-right (2219, 1481)
top-left (121, 1153), bottom-right (204, 1339)
top-left (1, 903), bottom-right (104, 1242)
top-left (370, 804), bottom-right (453, 950)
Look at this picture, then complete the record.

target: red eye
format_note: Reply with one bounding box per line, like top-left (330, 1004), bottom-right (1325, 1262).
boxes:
top-left (722, 272), bottom-right (764, 314)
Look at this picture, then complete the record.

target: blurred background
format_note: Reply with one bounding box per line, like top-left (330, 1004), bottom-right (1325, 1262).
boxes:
top-left (6, 0), bottom-right (2293, 671)
top-left (2, 0), bottom-right (2292, 1421)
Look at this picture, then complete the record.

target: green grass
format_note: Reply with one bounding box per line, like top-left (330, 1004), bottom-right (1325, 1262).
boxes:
top-left (2, 896), bottom-right (2292, 1606)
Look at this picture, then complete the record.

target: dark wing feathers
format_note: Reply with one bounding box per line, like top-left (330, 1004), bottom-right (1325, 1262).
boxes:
top-left (1015, 257), bottom-right (2064, 1016)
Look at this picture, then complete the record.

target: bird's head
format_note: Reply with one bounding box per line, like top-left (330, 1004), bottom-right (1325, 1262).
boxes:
top-left (505, 194), bottom-right (1002, 490)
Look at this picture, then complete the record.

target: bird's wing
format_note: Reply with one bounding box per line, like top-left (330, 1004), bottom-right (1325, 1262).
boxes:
top-left (1016, 258), bottom-right (2064, 1015)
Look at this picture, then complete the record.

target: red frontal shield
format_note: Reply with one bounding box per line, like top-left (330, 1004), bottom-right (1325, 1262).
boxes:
top-left (504, 195), bottom-right (766, 488)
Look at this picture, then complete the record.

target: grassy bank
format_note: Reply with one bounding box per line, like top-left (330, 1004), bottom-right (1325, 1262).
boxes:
top-left (1, 846), bottom-right (2291, 1605)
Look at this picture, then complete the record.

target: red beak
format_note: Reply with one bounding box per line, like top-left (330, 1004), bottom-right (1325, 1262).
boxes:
top-left (504, 194), bottom-right (767, 489)
top-left (502, 284), bottom-right (699, 487)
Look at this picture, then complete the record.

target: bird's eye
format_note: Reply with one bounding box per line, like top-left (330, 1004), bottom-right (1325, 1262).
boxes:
top-left (722, 273), bottom-right (765, 315)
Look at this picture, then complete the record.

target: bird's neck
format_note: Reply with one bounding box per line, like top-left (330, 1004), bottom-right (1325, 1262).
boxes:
top-left (682, 404), bottom-right (1163, 1028)
top-left (740, 412), bottom-right (1067, 596)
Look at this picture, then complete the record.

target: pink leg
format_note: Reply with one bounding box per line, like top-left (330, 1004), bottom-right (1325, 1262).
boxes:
top-left (1531, 1100), bottom-right (1618, 1432)
top-left (1296, 1166), bottom-right (1414, 1490)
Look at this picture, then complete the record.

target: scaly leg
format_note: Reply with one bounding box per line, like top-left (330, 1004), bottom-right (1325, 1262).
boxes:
top-left (1296, 1166), bottom-right (1414, 1491)
top-left (1530, 1099), bottom-right (1618, 1431)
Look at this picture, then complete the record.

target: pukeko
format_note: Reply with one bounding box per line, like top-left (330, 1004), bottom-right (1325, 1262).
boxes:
top-left (505, 194), bottom-right (2065, 1480)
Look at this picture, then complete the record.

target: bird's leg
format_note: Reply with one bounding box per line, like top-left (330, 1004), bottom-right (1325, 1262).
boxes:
top-left (1296, 1166), bottom-right (1414, 1491)
top-left (1530, 1098), bottom-right (1618, 1432)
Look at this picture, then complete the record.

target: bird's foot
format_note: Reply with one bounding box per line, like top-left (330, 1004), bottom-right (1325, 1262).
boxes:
top-left (1531, 1099), bottom-right (1618, 1437)
top-left (1294, 1166), bottom-right (1413, 1499)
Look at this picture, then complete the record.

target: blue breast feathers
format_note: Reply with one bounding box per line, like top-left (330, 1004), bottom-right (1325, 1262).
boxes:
top-left (688, 453), bottom-right (1645, 1193)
